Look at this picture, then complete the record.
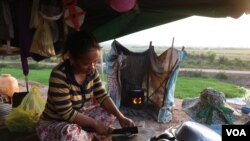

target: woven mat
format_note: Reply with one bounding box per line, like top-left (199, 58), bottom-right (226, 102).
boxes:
top-left (0, 102), bottom-right (12, 126)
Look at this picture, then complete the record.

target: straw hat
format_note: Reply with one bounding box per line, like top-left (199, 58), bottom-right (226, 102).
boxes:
top-left (182, 87), bottom-right (239, 124)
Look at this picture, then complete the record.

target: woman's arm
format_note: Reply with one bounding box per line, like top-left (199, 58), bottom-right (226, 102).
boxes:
top-left (73, 112), bottom-right (113, 135)
top-left (101, 97), bottom-right (135, 128)
top-left (92, 69), bottom-right (135, 127)
top-left (73, 112), bottom-right (98, 128)
top-left (101, 97), bottom-right (124, 119)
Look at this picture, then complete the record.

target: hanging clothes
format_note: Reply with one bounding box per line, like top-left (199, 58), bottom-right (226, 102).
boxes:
top-left (158, 48), bottom-right (186, 123)
top-left (106, 40), bottom-right (186, 123)
top-left (163, 47), bottom-right (186, 108)
top-left (0, 0), bottom-right (14, 40)
top-left (106, 40), bottom-right (151, 107)
top-left (14, 0), bottom-right (34, 76)
top-left (149, 47), bottom-right (179, 108)
top-left (106, 41), bottom-right (128, 108)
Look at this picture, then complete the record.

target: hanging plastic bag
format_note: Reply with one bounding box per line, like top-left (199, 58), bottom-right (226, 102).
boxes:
top-left (5, 86), bottom-right (46, 133)
top-left (30, 19), bottom-right (56, 58)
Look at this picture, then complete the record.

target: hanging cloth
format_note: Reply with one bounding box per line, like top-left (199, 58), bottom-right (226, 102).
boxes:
top-left (158, 48), bottom-right (186, 123)
top-left (106, 40), bottom-right (150, 107)
top-left (0, 0), bottom-right (14, 40)
top-left (149, 47), bottom-right (179, 108)
top-left (29, 0), bottom-right (42, 29)
top-left (64, 0), bottom-right (85, 31)
top-left (39, 0), bottom-right (64, 21)
top-left (15, 0), bottom-right (34, 81)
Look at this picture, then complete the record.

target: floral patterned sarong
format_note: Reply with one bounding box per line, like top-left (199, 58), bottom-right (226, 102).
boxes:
top-left (36, 105), bottom-right (115, 141)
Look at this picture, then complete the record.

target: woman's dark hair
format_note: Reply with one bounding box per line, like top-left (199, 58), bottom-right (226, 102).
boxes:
top-left (62, 30), bottom-right (100, 60)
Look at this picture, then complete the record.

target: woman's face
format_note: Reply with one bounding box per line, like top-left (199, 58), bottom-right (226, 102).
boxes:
top-left (71, 49), bottom-right (100, 74)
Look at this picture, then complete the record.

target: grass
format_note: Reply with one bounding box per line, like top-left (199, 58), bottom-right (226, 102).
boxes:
top-left (0, 68), bottom-right (52, 85)
top-left (175, 76), bottom-right (245, 99)
top-left (0, 67), bottom-right (106, 86)
top-left (0, 68), bottom-right (246, 99)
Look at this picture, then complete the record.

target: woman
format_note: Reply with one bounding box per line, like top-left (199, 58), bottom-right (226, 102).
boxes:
top-left (36, 31), bottom-right (135, 141)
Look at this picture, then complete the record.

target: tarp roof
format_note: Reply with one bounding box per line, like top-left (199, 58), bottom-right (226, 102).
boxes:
top-left (78, 0), bottom-right (250, 42)
top-left (1, 0), bottom-right (250, 56)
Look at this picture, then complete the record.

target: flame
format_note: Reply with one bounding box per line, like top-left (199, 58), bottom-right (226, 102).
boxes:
top-left (132, 97), bottom-right (142, 104)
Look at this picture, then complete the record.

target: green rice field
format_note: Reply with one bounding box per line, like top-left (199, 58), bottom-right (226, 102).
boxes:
top-left (0, 68), bottom-right (245, 99)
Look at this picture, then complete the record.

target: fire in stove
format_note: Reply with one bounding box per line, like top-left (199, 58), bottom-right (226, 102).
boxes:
top-left (128, 89), bottom-right (145, 109)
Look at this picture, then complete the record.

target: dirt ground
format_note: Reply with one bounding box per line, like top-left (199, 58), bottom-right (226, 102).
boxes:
top-left (18, 80), bottom-right (190, 133)
top-left (17, 80), bottom-right (250, 135)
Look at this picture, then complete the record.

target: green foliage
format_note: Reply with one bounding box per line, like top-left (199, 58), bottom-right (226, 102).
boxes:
top-left (180, 71), bottom-right (207, 78)
top-left (175, 77), bottom-right (245, 99)
top-left (181, 52), bottom-right (250, 70)
top-left (0, 62), bottom-right (21, 68)
top-left (28, 63), bottom-right (54, 69)
top-left (233, 58), bottom-right (245, 67)
top-left (207, 51), bottom-right (216, 63)
top-left (183, 48), bottom-right (250, 70)
top-left (218, 56), bottom-right (229, 64)
top-left (214, 72), bottom-right (228, 80)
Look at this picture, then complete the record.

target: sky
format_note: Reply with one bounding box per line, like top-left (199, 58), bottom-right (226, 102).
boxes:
top-left (101, 14), bottom-right (250, 48)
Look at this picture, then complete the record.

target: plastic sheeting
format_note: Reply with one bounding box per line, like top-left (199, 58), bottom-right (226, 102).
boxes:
top-left (106, 40), bottom-right (186, 123)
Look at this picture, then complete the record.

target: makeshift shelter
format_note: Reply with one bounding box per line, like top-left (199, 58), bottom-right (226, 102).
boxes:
top-left (1, 0), bottom-right (250, 56)
top-left (106, 40), bottom-right (186, 123)
top-left (1, 0), bottom-right (249, 123)
top-left (0, 1), bottom-right (250, 140)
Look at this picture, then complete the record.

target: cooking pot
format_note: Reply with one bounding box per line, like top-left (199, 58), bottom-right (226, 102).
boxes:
top-left (175, 121), bottom-right (221, 141)
top-left (150, 121), bottom-right (221, 141)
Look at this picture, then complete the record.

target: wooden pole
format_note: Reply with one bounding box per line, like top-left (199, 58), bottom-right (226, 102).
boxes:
top-left (100, 48), bottom-right (104, 81)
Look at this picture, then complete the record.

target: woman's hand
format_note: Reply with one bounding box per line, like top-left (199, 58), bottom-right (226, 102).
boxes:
top-left (74, 112), bottom-right (113, 135)
top-left (100, 97), bottom-right (135, 128)
top-left (118, 116), bottom-right (135, 128)
top-left (94, 122), bottom-right (113, 135)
